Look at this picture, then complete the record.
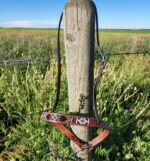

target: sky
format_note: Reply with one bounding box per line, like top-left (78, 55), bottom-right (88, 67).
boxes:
top-left (0, 0), bottom-right (150, 29)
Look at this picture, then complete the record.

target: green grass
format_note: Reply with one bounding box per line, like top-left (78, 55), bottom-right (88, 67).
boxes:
top-left (0, 28), bottom-right (150, 33)
top-left (100, 29), bottom-right (150, 34)
top-left (0, 29), bottom-right (150, 161)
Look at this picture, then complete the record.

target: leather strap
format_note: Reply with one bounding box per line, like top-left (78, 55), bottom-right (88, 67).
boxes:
top-left (41, 112), bottom-right (110, 150)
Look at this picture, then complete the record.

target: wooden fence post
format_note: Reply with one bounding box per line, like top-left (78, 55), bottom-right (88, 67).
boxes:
top-left (64, 0), bottom-right (95, 160)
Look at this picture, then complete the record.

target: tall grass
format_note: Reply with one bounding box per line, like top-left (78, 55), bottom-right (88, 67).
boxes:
top-left (0, 29), bottom-right (150, 160)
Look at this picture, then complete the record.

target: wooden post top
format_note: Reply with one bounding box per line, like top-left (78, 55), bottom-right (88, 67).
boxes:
top-left (65, 0), bottom-right (94, 9)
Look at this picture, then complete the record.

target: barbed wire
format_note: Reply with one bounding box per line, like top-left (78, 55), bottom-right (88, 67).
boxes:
top-left (0, 52), bottom-right (149, 65)
top-left (0, 57), bottom-right (51, 65)
top-left (108, 51), bottom-right (149, 56)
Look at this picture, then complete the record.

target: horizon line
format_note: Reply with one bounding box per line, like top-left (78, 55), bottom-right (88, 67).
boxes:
top-left (0, 27), bottom-right (150, 30)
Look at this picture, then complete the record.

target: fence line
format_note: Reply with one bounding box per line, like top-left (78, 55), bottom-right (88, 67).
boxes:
top-left (108, 51), bottom-right (149, 56)
top-left (0, 52), bottom-right (149, 65)
top-left (0, 57), bottom-right (51, 65)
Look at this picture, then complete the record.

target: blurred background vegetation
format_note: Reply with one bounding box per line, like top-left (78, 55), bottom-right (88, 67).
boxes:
top-left (0, 29), bottom-right (150, 161)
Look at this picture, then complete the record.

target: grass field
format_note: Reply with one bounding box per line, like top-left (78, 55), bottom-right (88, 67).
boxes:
top-left (0, 28), bottom-right (150, 161)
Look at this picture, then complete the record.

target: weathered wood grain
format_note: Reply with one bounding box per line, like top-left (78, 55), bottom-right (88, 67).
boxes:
top-left (64, 0), bottom-right (95, 160)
